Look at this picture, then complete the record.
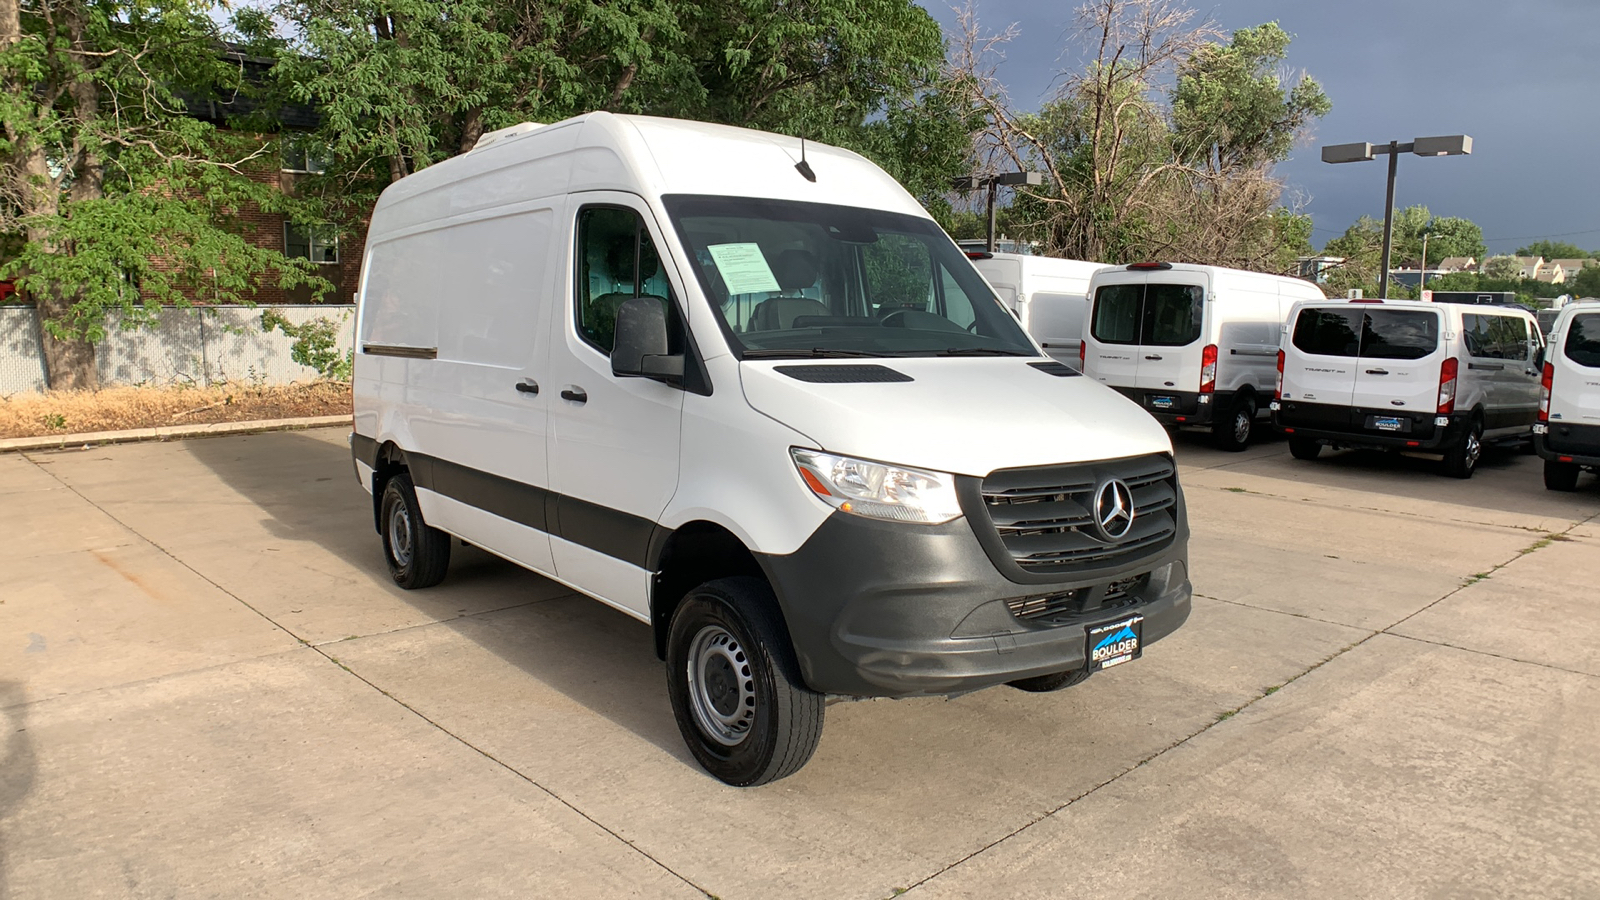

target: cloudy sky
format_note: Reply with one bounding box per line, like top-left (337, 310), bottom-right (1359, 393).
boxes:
top-left (917, 0), bottom-right (1599, 256)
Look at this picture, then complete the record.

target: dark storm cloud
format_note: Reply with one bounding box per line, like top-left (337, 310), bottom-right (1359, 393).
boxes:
top-left (919, 0), bottom-right (1600, 254)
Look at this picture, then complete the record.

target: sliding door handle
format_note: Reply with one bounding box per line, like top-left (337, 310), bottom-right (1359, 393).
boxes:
top-left (514, 379), bottom-right (539, 395)
top-left (560, 387), bottom-right (588, 404)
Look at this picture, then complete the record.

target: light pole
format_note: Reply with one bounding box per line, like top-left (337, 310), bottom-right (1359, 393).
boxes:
top-left (1321, 135), bottom-right (1472, 299)
top-left (953, 171), bottom-right (1044, 253)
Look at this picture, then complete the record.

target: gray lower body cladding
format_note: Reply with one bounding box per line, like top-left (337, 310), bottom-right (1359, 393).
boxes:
top-left (1536, 422), bottom-right (1600, 467)
top-left (758, 501), bottom-right (1192, 698)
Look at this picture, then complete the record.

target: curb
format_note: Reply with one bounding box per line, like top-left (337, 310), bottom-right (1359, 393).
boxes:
top-left (0, 415), bottom-right (350, 453)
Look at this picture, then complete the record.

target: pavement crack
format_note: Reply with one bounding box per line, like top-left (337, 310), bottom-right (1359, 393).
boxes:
top-left (1381, 632), bottom-right (1598, 680)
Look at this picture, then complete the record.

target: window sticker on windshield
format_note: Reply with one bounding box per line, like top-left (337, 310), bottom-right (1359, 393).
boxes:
top-left (707, 243), bottom-right (781, 294)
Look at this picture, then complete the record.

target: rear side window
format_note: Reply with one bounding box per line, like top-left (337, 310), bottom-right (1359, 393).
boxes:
top-left (1566, 314), bottom-right (1600, 368)
top-left (1360, 310), bottom-right (1440, 360)
top-left (1292, 308), bottom-right (1360, 357)
top-left (1091, 282), bottom-right (1204, 346)
top-left (1463, 313), bottom-right (1531, 360)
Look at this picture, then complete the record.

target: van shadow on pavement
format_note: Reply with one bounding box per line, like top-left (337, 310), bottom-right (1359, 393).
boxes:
top-left (0, 682), bottom-right (38, 900)
top-left (182, 431), bottom-right (689, 762)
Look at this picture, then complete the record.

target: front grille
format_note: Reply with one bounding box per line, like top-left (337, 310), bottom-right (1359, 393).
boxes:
top-left (1003, 572), bottom-right (1150, 625)
top-left (979, 454), bottom-right (1178, 574)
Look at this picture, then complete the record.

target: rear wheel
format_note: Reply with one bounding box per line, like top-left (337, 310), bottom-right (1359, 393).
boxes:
top-left (1008, 667), bottom-right (1092, 693)
top-left (666, 577), bottom-right (824, 786)
top-left (380, 472), bottom-right (451, 589)
top-left (1544, 459), bottom-right (1581, 492)
top-left (1213, 397), bottom-right (1255, 452)
top-left (1288, 436), bottom-right (1322, 460)
top-left (1442, 417), bottom-right (1484, 479)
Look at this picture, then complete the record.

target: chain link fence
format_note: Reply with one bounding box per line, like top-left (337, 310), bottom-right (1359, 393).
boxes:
top-left (0, 305), bottom-right (355, 394)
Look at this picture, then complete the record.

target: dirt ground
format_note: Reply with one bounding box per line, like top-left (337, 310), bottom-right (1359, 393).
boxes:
top-left (0, 381), bottom-right (351, 438)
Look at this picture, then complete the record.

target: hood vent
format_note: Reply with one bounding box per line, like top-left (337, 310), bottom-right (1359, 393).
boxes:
top-left (1029, 361), bottom-right (1081, 377)
top-left (775, 365), bottom-right (913, 384)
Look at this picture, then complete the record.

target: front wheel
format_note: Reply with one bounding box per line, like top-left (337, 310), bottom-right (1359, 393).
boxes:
top-left (380, 472), bottom-right (452, 589)
top-left (1008, 667), bottom-right (1092, 693)
top-left (1544, 459), bottom-right (1581, 492)
top-left (1442, 418), bottom-right (1484, 479)
top-left (1213, 397), bottom-right (1255, 452)
top-left (666, 577), bottom-right (824, 786)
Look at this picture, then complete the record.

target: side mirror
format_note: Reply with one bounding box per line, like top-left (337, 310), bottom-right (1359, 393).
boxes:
top-left (611, 297), bottom-right (684, 384)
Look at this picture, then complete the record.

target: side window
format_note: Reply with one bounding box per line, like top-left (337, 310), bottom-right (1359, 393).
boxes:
top-left (1565, 314), bottom-right (1600, 368)
top-left (863, 235), bottom-right (932, 314)
top-left (576, 206), bottom-right (675, 353)
top-left (937, 263), bottom-right (980, 331)
top-left (1460, 314), bottom-right (1490, 357)
top-left (1495, 315), bottom-right (1529, 361)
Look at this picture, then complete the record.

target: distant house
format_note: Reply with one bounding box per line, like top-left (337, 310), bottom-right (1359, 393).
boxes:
top-left (1437, 256), bottom-right (1477, 274)
top-left (1516, 256), bottom-right (1547, 280)
top-left (1296, 255), bottom-right (1344, 284)
top-left (1551, 258), bottom-right (1596, 280)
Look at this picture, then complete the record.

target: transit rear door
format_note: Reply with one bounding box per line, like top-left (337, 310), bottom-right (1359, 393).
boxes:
top-left (1351, 307), bottom-right (1446, 414)
top-left (1281, 305), bottom-right (1360, 408)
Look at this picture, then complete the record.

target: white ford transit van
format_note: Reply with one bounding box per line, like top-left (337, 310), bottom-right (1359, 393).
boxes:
top-left (1273, 299), bottom-right (1543, 478)
top-left (350, 113), bottom-right (1192, 785)
top-left (967, 252), bottom-right (1109, 368)
top-left (1534, 299), bottom-right (1600, 490)
top-left (1081, 262), bottom-right (1326, 451)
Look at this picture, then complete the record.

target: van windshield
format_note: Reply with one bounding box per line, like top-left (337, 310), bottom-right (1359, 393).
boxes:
top-left (662, 195), bottom-right (1036, 358)
top-left (1090, 282), bottom-right (1204, 346)
top-left (1291, 306), bottom-right (1440, 360)
top-left (1566, 313), bottom-right (1600, 368)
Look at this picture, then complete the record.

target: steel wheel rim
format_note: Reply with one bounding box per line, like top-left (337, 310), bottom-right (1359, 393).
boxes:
top-left (1465, 428), bottom-right (1482, 468)
top-left (1233, 410), bottom-right (1251, 443)
top-left (387, 502), bottom-right (413, 567)
top-left (686, 624), bottom-right (756, 747)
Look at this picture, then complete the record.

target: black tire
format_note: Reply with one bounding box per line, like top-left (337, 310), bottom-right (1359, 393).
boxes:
top-left (1288, 436), bottom-right (1322, 460)
top-left (1544, 459), bottom-right (1581, 492)
top-left (666, 577), bottom-right (824, 786)
top-left (1442, 417), bottom-right (1484, 479)
top-left (379, 472), bottom-right (451, 589)
top-left (1008, 667), bottom-right (1092, 693)
top-left (1212, 396), bottom-right (1255, 452)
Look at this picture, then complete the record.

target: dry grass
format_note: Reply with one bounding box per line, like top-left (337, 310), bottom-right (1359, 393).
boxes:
top-left (0, 381), bottom-right (352, 439)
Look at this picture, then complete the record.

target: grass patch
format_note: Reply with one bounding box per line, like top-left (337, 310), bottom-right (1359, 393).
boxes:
top-left (1223, 487), bottom-right (1249, 493)
top-left (0, 381), bottom-right (351, 439)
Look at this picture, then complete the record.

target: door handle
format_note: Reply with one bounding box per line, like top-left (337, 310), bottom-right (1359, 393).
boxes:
top-left (1365, 368), bottom-right (1390, 375)
top-left (560, 387), bottom-right (588, 404)
top-left (514, 379), bottom-right (539, 395)
top-left (1144, 354), bottom-right (1163, 361)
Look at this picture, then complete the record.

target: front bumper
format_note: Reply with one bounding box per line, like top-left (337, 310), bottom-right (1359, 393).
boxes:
top-left (1535, 423), bottom-right (1600, 467)
top-left (1273, 400), bottom-right (1467, 452)
top-left (758, 502), bottom-right (1191, 698)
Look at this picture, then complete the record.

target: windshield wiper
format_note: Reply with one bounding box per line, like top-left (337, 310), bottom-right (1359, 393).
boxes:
top-left (742, 348), bottom-right (893, 359)
top-left (936, 347), bottom-right (1035, 357)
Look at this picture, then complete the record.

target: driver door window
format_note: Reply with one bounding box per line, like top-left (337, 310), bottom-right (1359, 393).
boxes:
top-left (576, 206), bottom-right (675, 353)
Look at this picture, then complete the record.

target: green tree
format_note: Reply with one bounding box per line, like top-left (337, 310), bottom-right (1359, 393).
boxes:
top-left (1483, 255), bottom-right (1521, 280)
top-left (1, 0), bottom-right (327, 389)
top-left (1515, 240), bottom-right (1597, 260)
top-left (1572, 264), bottom-right (1600, 297)
top-left (1423, 216), bottom-right (1486, 265)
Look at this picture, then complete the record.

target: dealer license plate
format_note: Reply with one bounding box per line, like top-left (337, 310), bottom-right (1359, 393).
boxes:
top-left (1150, 395), bottom-right (1175, 410)
top-left (1368, 415), bottom-right (1406, 433)
top-left (1087, 615), bottom-right (1144, 670)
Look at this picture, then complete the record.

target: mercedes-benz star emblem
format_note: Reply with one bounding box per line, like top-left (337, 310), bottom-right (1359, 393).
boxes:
top-left (1094, 479), bottom-right (1135, 541)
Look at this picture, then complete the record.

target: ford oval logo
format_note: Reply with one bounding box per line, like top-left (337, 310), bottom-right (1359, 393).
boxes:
top-left (1094, 479), bottom-right (1136, 541)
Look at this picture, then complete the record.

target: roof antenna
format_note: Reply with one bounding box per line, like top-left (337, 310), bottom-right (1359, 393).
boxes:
top-left (795, 137), bottom-right (816, 182)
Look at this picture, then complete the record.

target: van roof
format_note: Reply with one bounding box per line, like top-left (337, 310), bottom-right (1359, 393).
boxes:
top-left (370, 112), bottom-right (927, 238)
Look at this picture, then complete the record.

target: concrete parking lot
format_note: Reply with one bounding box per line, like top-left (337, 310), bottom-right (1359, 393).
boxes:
top-left (2, 427), bottom-right (1596, 899)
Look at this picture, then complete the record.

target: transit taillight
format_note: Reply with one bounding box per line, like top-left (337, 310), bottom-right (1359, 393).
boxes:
top-left (1200, 344), bottom-right (1218, 394)
top-left (1437, 357), bottom-right (1458, 415)
top-left (1538, 362), bottom-right (1554, 423)
top-left (1274, 349), bottom-right (1285, 400)
top-left (1079, 341), bottom-right (1086, 370)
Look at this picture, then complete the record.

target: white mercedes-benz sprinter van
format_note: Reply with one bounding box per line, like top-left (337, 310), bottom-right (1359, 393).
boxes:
top-left (1273, 299), bottom-right (1543, 478)
top-left (966, 252), bottom-right (1108, 368)
top-left (1534, 299), bottom-right (1600, 490)
top-left (350, 113), bottom-right (1191, 785)
top-left (1081, 262), bottom-right (1326, 451)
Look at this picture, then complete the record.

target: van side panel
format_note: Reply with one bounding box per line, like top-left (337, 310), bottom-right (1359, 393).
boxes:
top-left (1211, 272), bottom-right (1284, 396)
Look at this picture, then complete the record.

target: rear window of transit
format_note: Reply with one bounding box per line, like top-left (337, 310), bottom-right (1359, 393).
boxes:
top-left (1360, 309), bottom-right (1440, 360)
top-left (1090, 284), bottom-right (1142, 344)
top-left (1144, 284), bottom-right (1204, 346)
top-left (1566, 314), bottom-right (1600, 368)
top-left (1291, 307), bottom-right (1360, 357)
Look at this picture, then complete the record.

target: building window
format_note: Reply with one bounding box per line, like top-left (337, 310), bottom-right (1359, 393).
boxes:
top-left (285, 223), bottom-right (339, 264)
top-left (281, 135), bottom-right (328, 174)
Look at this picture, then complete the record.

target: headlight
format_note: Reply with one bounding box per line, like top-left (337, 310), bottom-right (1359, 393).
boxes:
top-left (790, 449), bottom-right (963, 524)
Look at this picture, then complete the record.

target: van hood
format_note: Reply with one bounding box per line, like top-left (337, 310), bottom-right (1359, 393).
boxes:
top-left (739, 358), bottom-right (1173, 476)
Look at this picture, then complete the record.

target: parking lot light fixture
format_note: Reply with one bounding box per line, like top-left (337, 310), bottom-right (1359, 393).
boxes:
top-left (1321, 135), bottom-right (1472, 299)
top-left (952, 171), bottom-right (1045, 253)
